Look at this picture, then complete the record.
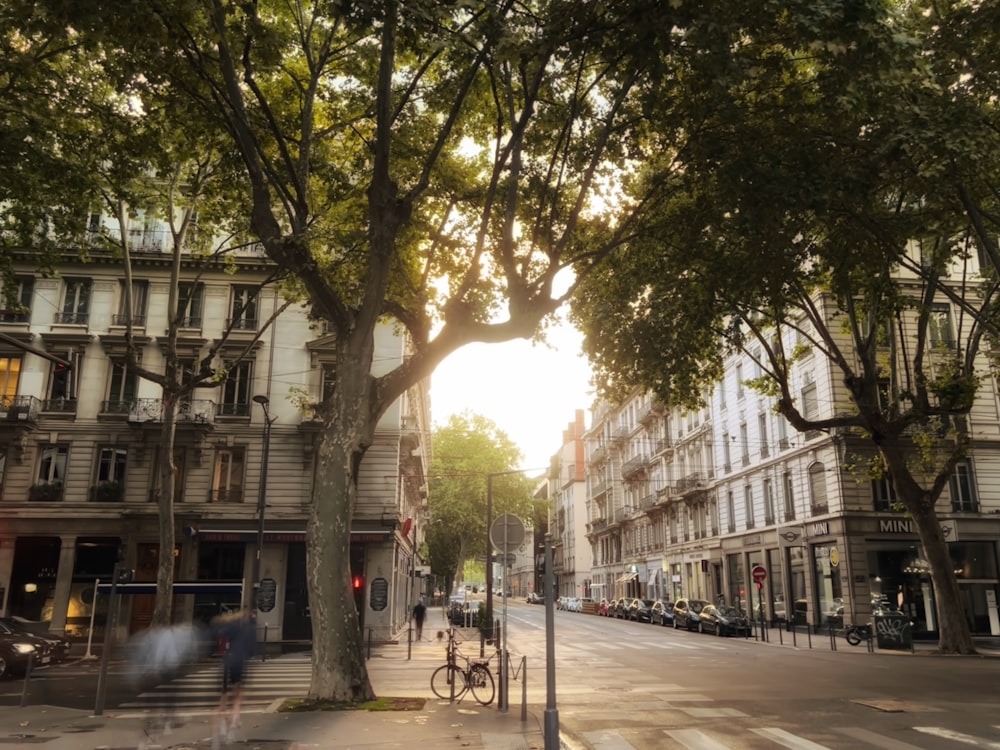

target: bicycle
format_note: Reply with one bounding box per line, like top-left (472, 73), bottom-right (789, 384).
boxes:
top-left (430, 653), bottom-right (495, 705)
top-left (429, 626), bottom-right (495, 706)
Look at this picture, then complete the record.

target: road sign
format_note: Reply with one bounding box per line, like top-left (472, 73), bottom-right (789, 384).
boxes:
top-left (752, 565), bottom-right (767, 583)
top-left (490, 513), bottom-right (526, 553)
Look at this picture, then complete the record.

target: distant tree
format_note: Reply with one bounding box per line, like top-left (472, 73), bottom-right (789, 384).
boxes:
top-left (426, 413), bottom-right (535, 597)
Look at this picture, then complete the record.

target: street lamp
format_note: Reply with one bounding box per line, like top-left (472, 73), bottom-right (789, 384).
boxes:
top-left (249, 394), bottom-right (276, 609)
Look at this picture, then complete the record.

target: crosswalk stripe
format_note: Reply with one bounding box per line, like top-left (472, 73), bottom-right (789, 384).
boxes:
top-left (914, 727), bottom-right (1000, 749)
top-left (663, 728), bottom-right (731, 749)
top-left (751, 727), bottom-right (832, 749)
top-left (835, 727), bottom-right (927, 749)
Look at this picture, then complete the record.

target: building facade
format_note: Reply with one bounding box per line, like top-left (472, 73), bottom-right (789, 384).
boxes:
top-left (0, 227), bottom-right (429, 644)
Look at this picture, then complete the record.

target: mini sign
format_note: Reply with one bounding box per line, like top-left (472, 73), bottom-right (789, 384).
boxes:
top-left (370, 577), bottom-right (389, 612)
top-left (257, 577), bottom-right (277, 612)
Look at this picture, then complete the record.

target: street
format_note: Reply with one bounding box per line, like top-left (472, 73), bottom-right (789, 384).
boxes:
top-left (504, 599), bottom-right (1000, 749)
top-left (3, 600), bottom-right (1000, 749)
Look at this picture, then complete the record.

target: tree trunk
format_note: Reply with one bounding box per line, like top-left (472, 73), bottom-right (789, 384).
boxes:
top-left (306, 428), bottom-right (375, 702)
top-left (910, 500), bottom-right (976, 654)
top-left (153, 398), bottom-right (179, 627)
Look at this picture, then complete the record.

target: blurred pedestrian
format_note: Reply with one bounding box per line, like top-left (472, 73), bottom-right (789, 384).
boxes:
top-left (127, 623), bottom-right (202, 749)
top-left (211, 608), bottom-right (256, 748)
top-left (413, 598), bottom-right (427, 641)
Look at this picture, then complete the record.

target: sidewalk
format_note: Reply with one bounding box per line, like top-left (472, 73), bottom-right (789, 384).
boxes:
top-left (0, 606), bottom-right (549, 750)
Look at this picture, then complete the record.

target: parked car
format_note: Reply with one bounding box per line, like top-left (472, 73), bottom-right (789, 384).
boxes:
top-left (526, 592), bottom-right (544, 604)
top-left (651, 599), bottom-right (675, 626)
top-left (612, 598), bottom-right (629, 619)
top-left (673, 598), bottom-right (709, 631)
top-left (0, 621), bottom-right (51, 678)
top-left (597, 598), bottom-right (611, 616)
top-left (697, 604), bottom-right (751, 636)
top-left (627, 598), bottom-right (656, 623)
top-left (1, 618), bottom-right (71, 662)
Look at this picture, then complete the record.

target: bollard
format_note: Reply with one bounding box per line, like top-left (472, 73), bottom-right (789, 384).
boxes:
top-left (262, 623), bottom-right (268, 662)
top-left (367, 628), bottom-right (373, 660)
top-left (20, 652), bottom-right (34, 707)
top-left (521, 655), bottom-right (527, 723)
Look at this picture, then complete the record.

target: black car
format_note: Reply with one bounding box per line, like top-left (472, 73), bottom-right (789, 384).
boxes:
top-left (651, 600), bottom-right (675, 626)
top-left (0, 621), bottom-right (51, 678)
top-left (612, 598), bottom-right (629, 619)
top-left (672, 598), bottom-right (709, 631)
top-left (628, 598), bottom-right (656, 623)
top-left (697, 604), bottom-right (751, 637)
top-left (1, 618), bottom-right (71, 662)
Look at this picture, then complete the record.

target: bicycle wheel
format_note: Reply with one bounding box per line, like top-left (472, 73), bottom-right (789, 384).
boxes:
top-left (468, 664), bottom-right (495, 706)
top-left (431, 664), bottom-right (467, 700)
top-left (845, 629), bottom-right (862, 646)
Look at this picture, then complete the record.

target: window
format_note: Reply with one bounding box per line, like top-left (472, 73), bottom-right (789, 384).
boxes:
top-left (229, 286), bottom-right (259, 331)
top-left (801, 381), bottom-right (820, 439)
top-left (872, 475), bottom-right (897, 512)
top-left (31, 445), bottom-right (68, 500)
top-left (212, 446), bottom-right (245, 502)
top-left (764, 478), bottom-right (776, 525)
top-left (739, 422), bottom-right (749, 466)
top-left (177, 282), bottom-right (204, 328)
top-left (758, 412), bottom-right (769, 458)
top-left (719, 378), bottom-right (727, 410)
top-left (219, 361), bottom-right (252, 416)
top-left (950, 462), bottom-right (977, 512)
top-left (809, 463), bottom-right (828, 513)
top-left (776, 412), bottom-right (789, 448)
top-left (0, 356), bottom-right (21, 404)
top-left (736, 363), bottom-right (745, 399)
top-left (726, 490), bottom-right (736, 533)
top-left (105, 360), bottom-right (138, 414)
top-left (0, 278), bottom-right (33, 322)
top-left (722, 433), bottom-right (732, 472)
top-left (928, 304), bottom-right (954, 349)
top-left (783, 471), bottom-right (795, 521)
top-left (92, 447), bottom-right (127, 501)
top-left (45, 357), bottom-right (77, 412)
top-left (744, 484), bottom-right (754, 529)
top-left (115, 280), bottom-right (149, 327)
top-left (57, 279), bottom-right (91, 325)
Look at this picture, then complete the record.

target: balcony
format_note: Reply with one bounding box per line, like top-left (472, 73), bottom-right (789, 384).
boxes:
top-left (589, 441), bottom-right (608, 465)
top-left (653, 436), bottom-right (672, 455)
top-left (640, 493), bottom-right (656, 509)
top-left (621, 453), bottom-right (648, 479)
top-left (40, 398), bottom-right (77, 415)
top-left (53, 311), bottom-right (89, 325)
top-left (676, 473), bottom-right (705, 493)
top-left (28, 482), bottom-right (64, 501)
top-left (0, 308), bottom-right (30, 323)
top-left (111, 313), bottom-right (147, 327)
top-left (90, 481), bottom-right (124, 502)
top-left (210, 488), bottom-right (244, 503)
top-left (590, 479), bottom-right (608, 498)
top-left (129, 398), bottom-right (217, 425)
top-left (1, 395), bottom-right (40, 423)
top-left (225, 317), bottom-right (259, 332)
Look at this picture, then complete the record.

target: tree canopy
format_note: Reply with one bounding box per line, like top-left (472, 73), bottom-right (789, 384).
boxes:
top-left (571, 0), bottom-right (1000, 654)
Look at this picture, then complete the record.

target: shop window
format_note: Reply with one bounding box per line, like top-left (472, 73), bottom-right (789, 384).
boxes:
top-left (949, 462), bottom-right (978, 512)
top-left (813, 545), bottom-right (843, 627)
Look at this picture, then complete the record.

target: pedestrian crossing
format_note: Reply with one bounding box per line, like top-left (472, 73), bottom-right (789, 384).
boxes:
top-left (116, 653), bottom-right (312, 716)
top-left (581, 724), bottom-right (1000, 749)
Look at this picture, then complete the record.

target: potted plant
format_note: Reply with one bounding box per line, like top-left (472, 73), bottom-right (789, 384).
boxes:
top-left (28, 482), bottom-right (63, 501)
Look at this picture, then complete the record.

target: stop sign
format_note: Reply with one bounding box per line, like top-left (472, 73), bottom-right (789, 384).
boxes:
top-left (752, 565), bottom-right (767, 583)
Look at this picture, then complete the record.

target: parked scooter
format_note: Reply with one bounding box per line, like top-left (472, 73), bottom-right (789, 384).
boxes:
top-left (845, 623), bottom-right (871, 646)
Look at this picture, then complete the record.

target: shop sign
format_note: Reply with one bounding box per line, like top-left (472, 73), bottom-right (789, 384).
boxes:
top-left (811, 522), bottom-right (830, 536)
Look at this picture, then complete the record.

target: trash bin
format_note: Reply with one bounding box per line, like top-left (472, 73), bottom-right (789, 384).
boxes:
top-left (873, 612), bottom-right (912, 651)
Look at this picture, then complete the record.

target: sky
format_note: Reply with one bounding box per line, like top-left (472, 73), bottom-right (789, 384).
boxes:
top-left (429, 314), bottom-right (594, 470)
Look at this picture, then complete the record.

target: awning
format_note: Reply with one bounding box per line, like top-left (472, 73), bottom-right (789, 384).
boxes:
top-left (195, 528), bottom-right (392, 543)
top-left (615, 572), bottom-right (638, 585)
top-left (96, 581), bottom-right (243, 596)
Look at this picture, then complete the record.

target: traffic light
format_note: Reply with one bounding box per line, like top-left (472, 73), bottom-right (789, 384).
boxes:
top-left (352, 574), bottom-right (364, 590)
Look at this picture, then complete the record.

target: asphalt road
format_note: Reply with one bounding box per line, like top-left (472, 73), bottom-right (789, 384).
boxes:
top-left (504, 599), bottom-right (1000, 749)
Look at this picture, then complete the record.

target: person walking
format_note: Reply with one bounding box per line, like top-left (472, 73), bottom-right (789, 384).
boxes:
top-left (211, 608), bottom-right (256, 748)
top-left (413, 597), bottom-right (427, 641)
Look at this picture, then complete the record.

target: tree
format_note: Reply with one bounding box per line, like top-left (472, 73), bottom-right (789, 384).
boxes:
top-left (22, 0), bottom-right (712, 701)
top-left (571, 0), bottom-right (1000, 654)
top-left (426, 413), bottom-right (535, 597)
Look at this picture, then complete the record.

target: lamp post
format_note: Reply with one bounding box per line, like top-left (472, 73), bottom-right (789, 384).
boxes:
top-left (249, 394), bottom-right (275, 609)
